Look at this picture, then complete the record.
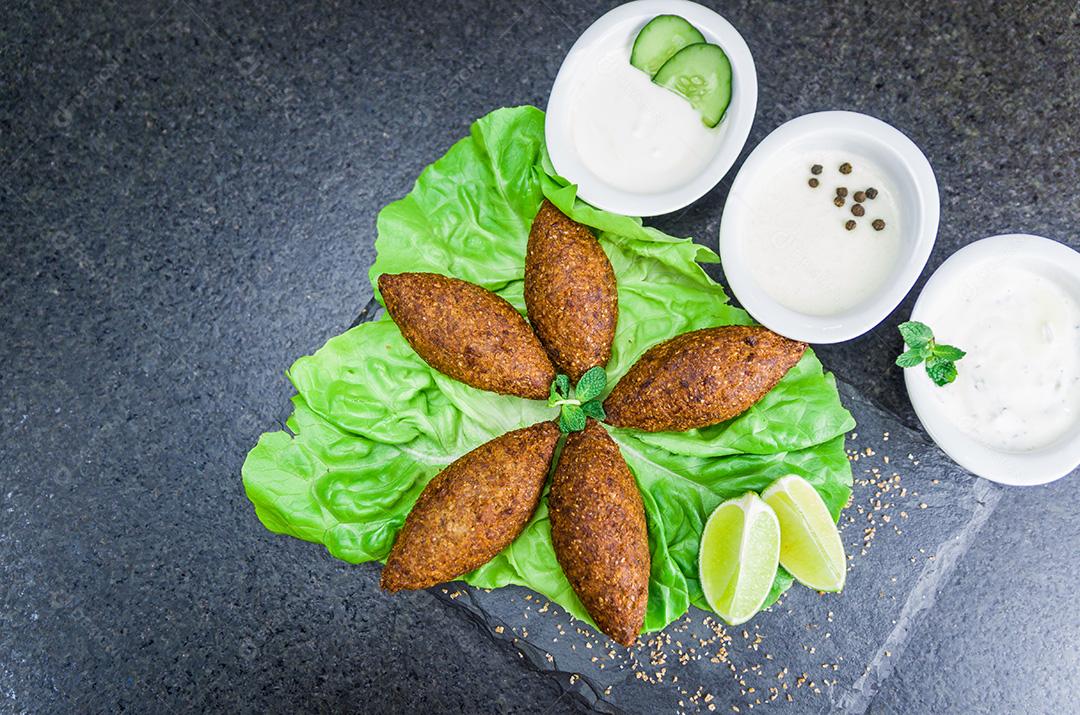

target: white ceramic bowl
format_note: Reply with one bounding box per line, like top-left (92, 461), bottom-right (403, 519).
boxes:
top-left (718, 111), bottom-right (939, 343)
top-left (906, 234), bottom-right (1080, 486)
top-left (545, 0), bottom-right (757, 216)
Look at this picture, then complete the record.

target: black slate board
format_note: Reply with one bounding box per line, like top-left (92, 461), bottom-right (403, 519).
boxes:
top-left (421, 379), bottom-right (1002, 713)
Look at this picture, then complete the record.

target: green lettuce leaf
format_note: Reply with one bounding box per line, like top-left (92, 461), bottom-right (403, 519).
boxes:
top-left (243, 396), bottom-right (451, 563)
top-left (242, 106), bottom-right (854, 636)
top-left (368, 106), bottom-right (547, 296)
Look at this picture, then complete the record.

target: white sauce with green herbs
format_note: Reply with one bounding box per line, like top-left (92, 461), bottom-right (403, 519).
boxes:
top-left (928, 263), bottom-right (1080, 451)
top-left (570, 47), bottom-right (724, 194)
top-left (741, 151), bottom-right (902, 316)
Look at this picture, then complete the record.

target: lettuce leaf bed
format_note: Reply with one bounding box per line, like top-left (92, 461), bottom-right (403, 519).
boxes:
top-left (242, 106), bottom-right (855, 634)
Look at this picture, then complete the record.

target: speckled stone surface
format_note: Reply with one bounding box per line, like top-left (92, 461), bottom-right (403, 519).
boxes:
top-left (1, 1), bottom-right (1077, 713)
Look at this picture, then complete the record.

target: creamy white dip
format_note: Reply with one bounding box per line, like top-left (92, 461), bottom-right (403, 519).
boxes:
top-left (926, 262), bottom-right (1080, 452)
top-left (569, 47), bottom-right (724, 194)
top-left (741, 151), bottom-right (902, 316)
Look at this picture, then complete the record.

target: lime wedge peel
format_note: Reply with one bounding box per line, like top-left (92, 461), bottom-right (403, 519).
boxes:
top-left (698, 492), bottom-right (780, 626)
top-left (762, 475), bottom-right (847, 593)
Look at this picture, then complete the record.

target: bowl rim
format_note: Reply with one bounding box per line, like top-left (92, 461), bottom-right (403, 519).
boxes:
top-left (905, 233), bottom-right (1080, 486)
top-left (717, 110), bottom-right (940, 343)
top-left (544, 0), bottom-right (757, 217)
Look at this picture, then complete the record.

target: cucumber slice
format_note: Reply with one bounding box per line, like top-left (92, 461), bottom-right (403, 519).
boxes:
top-left (630, 15), bottom-right (706, 76)
top-left (652, 43), bottom-right (733, 128)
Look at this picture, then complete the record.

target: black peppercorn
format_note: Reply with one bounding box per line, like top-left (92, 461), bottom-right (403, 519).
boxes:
top-left (836, 187), bottom-right (848, 198)
top-left (854, 191), bottom-right (866, 203)
top-left (872, 218), bottom-right (885, 230)
top-left (811, 164), bottom-right (823, 175)
top-left (845, 220), bottom-right (856, 231)
top-left (833, 196), bottom-right (845, 207)
top-left (851, 204), bottom-right (865, 217)
top-left (839, 162), bottom-right (852, 174)
top-left (808, 178), bottom-right (819, 188)
top-left (866, 187), bottom-right (878, 199)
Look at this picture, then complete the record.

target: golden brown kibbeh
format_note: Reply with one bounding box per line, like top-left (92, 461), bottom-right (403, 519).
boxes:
top-left (604, 326), bottom-right (807, 432)
top-left (381, 421), bottom-right (561, 592)
top-left (525, 201), bottom-right (619, 381)
top-left (379, 272), bottom-right (556, 399)
top-left (548, 419), bottom-right (650, 646)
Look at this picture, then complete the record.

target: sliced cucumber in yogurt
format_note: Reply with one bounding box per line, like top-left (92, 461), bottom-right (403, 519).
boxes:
top-left (652, 42), bottom-right (732, 128)
top-left (630, 15), bottom-right (706, 76)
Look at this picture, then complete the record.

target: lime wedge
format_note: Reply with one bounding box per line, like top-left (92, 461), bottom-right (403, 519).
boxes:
top-left (762, 475), bottom-right (846, 592)
top-left (698, 492), bottom-right (780, 625)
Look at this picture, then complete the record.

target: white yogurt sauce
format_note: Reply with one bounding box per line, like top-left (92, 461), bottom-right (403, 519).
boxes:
top-left (926, 262), bottom-right (1080, 452)
top-left (570, 47), bottom-right (725, 194)
top-left (741, 151), bottom-right (902, 316)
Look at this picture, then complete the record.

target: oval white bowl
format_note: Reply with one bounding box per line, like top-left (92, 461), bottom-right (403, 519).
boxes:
top-left (905, 234), bottom-right (1080, 486)
top-left (718, 111), bottom-right (939, 343)
top-left (545, 0), bottom-right (757, 217)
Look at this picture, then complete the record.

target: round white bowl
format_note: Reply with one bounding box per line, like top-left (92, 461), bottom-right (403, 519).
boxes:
top-left (906, 234), bottom-right (1080, 486)
top-left (718, 111), bottom-right (939, 343)
top-left (545, 0), bottom-right (757, 217)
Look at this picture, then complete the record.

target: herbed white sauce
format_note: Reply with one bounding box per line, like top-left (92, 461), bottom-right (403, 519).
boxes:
top-left (570, 47), bottom-right (724, 194)
top-left (928, 263), bottom-right (1080, 452)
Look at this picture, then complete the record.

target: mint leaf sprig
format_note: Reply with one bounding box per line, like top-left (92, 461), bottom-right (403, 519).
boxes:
top-left (549, 366), bottom-right (607, 433)
top-left (895, 321), bottom-right (966, 386)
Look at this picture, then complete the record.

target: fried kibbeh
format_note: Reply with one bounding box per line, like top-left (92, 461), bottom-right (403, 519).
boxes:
top-left (381, 421), bottom-right (561, 592)
top-left (525, 200), bottom-right (619, 381)
top-left (604, 326), bottom-right (807, 432)
top-left (548, 419), bottom-right (650, 646)
top-left (379, 272), bottom-right (556, 399)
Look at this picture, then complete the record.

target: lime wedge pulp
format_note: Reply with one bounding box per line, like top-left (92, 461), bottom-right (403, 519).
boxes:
top-left (762, 475), bottom-right (846, 592)
top-left (698, 492), bottom-right (780, 626)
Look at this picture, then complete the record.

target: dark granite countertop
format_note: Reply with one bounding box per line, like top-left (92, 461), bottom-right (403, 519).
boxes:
top-left (2, 1), bottom-right (1078, 713)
